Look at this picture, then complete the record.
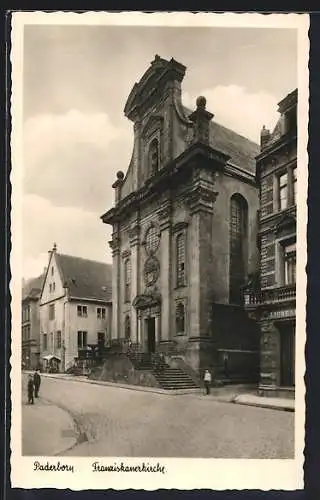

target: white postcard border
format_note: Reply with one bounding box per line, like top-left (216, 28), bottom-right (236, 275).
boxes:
top-left (10, 11), bottom-right (309, 491)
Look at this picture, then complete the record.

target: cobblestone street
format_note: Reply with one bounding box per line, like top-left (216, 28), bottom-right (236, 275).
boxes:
top-left (22, 375), bottom-right (294, 458)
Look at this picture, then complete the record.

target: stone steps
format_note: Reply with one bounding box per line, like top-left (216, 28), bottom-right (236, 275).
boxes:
top-left (153, 367), bottom-right (199, 390)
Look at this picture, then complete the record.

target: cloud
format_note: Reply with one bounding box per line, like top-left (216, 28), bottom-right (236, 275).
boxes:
top-left (182, 85), bottom-right (279, 143)
top-left (23, 110), bottom-right (132, 213)
top-left (22, 194), bottom-right (112, 279)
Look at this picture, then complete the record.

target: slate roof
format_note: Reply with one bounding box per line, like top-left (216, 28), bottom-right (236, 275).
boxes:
top-left (183, 106), bottom-right (259, 174)
top-left (22, 272), bottom-right (46, 300)
top-left (56, 253), bottom-right (112, 302)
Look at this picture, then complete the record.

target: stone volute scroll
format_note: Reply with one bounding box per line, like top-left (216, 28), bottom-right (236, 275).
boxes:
top-left (128, 224), bottom-right (140, 247)
top-left (188, 96), bottom-right (214, 146)
top-left (108, 231), bottom-right (121, 256)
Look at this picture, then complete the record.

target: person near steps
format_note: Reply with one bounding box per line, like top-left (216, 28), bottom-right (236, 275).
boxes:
top-left (204, 369), bottom-right (212, 395)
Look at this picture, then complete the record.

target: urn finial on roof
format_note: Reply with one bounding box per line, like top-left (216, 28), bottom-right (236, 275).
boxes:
top-left (188, 95), bottom-right (214, 146)
top-left (260, 124), bottom-right (271, 151)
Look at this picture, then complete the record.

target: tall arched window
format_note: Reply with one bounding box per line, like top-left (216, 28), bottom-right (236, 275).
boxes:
top-left (124, 315), bottom-right (131, 340)
top-left (148, 138), bottom-right (159, 176)
top-left (124, 259), bottom-right (131, 303)
top-left (176, 302), bottom-right (185, 334)
top-left (176, 234), bottom-right (186, 287)
top-left (229, 194), bottom-right (248, 304)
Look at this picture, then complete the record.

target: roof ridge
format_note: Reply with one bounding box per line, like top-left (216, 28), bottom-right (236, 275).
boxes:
top-left (57, 253), bottom-right (111, 267)
top-left (182, 105), bottom-right (259, 148)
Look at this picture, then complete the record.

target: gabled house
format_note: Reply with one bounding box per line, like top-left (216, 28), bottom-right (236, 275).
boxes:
top-left (39, 244), bottom-right (112, 372)
top-left (22, 271), bottom-right (46, 370)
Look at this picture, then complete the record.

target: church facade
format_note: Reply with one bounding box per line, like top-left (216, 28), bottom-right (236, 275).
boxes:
top-left (102, 56), bottom-right (261, 377)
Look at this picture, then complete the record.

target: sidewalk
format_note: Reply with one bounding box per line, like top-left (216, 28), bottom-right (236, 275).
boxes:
top-left (24, 371), bottom-right (294, 411)
top-left (22, 397), bottom-right (78, 456)
top-left (234, 393), bottom-right (295, 412)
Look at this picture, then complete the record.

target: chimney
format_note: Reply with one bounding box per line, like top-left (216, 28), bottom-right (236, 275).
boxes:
top-left (260, 125), bottom-right (270, 151)
top-left (188, 96), bottom-right (214, 146)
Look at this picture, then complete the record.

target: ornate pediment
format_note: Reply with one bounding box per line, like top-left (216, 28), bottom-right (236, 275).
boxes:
top-left (132, 292), bottom-right (162, 309)
top-left (274, 212), bottom-right (296, 236)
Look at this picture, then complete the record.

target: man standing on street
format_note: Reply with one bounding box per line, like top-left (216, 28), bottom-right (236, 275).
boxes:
top-left (27, 374), bottom-right (34, 404)
top-left (33, 369), bottom-right (41, 398)
top-left (204, 369), bottom-right (212, 395)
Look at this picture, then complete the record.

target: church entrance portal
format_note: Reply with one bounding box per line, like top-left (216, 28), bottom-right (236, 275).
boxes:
top-left (146, 318), bottom-right (156, 353)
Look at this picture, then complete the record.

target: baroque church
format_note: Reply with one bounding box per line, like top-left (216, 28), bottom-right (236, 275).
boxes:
top-left (102, 56), bottom-right (261, 379)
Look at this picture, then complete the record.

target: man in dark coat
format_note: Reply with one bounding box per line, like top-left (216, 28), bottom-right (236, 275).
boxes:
top-left (33, 369), bottom-right (41, 398)
top-left (27, 375), bottom-right (34, 404)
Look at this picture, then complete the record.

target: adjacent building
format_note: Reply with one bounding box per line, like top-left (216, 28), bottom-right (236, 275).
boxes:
top-left (39, 244), bottom-right (112, 371)
top-left (244, 89), bottom-right (297, 398)
top-left (21, 272), bottom-right (46, 370)
top-left (102, 56), bottom-right (261, 379)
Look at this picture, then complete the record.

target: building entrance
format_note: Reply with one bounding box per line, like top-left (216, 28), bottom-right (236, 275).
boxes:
top-left (279, 321), bottom-right (295, 387)
top-left (146, 317), bottom-right (156, 353)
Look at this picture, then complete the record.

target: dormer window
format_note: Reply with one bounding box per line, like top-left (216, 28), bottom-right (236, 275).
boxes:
top-left (148, 138), bottom-right (159, 176)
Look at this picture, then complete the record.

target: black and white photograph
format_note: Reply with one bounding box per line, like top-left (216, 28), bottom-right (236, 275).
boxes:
top-left (10, 11), bottom-right (309, 491)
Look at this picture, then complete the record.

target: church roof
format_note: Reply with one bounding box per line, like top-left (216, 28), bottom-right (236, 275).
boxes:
top-left (56, 253), bottom-right (112, 302)
top-left (183, 106), bottom-right (260, 174)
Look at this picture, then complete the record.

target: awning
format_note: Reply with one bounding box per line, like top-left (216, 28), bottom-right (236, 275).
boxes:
top-left (42, 354), bottom-right (61, 362)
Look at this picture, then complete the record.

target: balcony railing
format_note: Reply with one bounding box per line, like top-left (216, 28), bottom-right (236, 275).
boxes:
top-left (243, 284), bottom-right (296, 307)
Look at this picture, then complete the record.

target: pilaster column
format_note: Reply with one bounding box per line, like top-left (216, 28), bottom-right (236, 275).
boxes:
top-left (155, 313), bottom-right (161, 345)
top-left (129, 223), bottom-right (140, 343)
top-left (109, 229), bottom-right (121, 340)
top-left (159, 202), bottom-right (172, 342)
top-left (186, 186), bottom-right (217, 338)
top-left (137, 311), bottom-right (142, 347)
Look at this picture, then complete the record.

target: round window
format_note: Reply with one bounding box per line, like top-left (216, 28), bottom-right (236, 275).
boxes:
top-left (145, 225), bottom-right (160, 255)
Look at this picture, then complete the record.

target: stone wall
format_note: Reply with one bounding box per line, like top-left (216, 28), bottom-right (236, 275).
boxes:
top-left (89, 354), bottom-right (160, 388)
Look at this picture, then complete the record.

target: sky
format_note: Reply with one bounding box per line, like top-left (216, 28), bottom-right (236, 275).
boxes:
top-left (22, 25), bottom-right (297, 280)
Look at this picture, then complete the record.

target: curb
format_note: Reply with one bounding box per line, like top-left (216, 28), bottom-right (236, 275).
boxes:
top-left (233, 399), bottom-right (295, 412)
top-left (30, 372), bottom-right (200, 396)
top-left (23, 371), bottom-right (294, 411)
